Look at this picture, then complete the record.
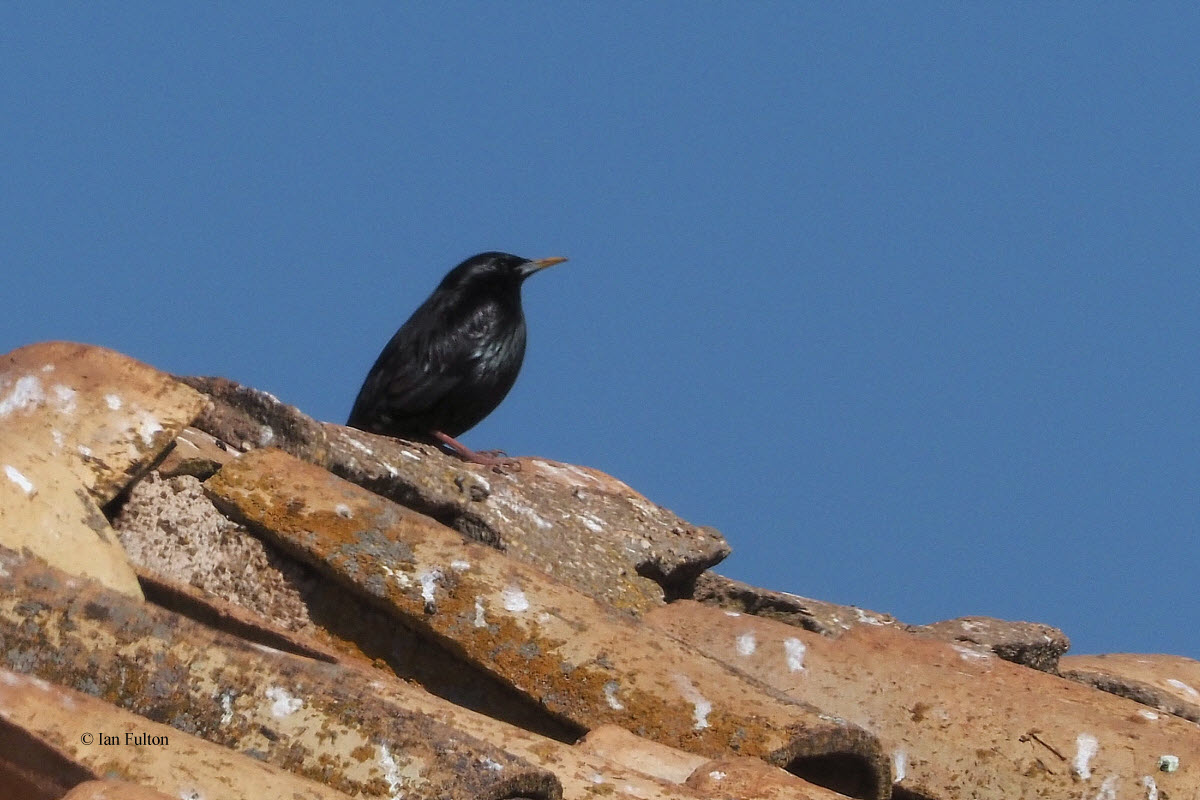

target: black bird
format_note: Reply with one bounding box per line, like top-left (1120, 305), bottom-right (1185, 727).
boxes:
top-left (347, 251), bottom-right (567, 466)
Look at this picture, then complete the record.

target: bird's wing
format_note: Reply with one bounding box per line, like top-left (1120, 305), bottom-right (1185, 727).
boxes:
top-left (363, 304), bottom-right (495, 421)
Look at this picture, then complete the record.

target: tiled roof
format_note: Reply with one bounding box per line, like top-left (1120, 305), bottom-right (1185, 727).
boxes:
top-left (0, 340), bottom-right (1196, 800)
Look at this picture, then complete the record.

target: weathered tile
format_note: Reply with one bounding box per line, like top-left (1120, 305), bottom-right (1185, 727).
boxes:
top-left (0, 548), bottom-right (560, 800)
top-left (1061, 653), bottom-right (1200, 724)
top-left (648, 600), bottom-right (1200, 800)
top-left (690, 572), bottom-right (903, 636)
top-left (578, 725), bottom-right (850, 800)
top-left (206, 447), bottom-right (888, 797)
top-left (0, 669), bottom-right (352, 800)
top-left (177, 372), bottom-right (729, 613)
top-left (915, 616), bottom-right (1069, 672)
top-left (1, 342), bottom-right (208, 504)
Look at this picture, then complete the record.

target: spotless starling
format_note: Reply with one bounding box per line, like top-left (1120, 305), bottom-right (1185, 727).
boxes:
top-left (347, 251), bottom-right (567, 466)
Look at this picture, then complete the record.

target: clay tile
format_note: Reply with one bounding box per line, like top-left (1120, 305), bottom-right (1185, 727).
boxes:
top-left (324, 423), bottom-right (731, 613)
top-left (647, 600), bottom-right (1200, 800)
top-left (60, 781), bottom-right (177, 800)
top-left (690, 572), bottom-right (903, 636)
top-left (0, 668), bottom-right (353, 799)
top-left (0, 549), bottom-right (561, 800)
top-left (577, 724), bottom-right (709, 783)
top-left (205, 448), bottom-right (889, 799)
top-left (0, 342), bottom-right (207, 599)
top-left (686, 755), bottom-right (855, 800)
top-left (916, 615), bottom-right (1070, 672)
top-left (1061, 653), bottom-right (1200, 723)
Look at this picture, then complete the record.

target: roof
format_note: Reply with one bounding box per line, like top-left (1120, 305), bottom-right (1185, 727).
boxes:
top-left (0, 340), bottom-right (1196, 800)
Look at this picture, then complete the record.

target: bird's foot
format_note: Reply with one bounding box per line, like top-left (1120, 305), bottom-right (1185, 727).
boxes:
top-left (432, 432), bottom-right (522, 472)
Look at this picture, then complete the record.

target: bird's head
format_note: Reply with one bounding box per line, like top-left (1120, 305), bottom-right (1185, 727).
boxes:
top-left (438, 252), bottom-right (568, 294)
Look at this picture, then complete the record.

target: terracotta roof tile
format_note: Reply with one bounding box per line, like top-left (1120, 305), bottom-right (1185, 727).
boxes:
top-left (646, 600), bottom-right (1200, 800)
top-left (1061, 653), bottom-right (1200, 723)
top-left (205, 447), bottom-right (888, 795)
top-left (1, 340), bottom-right (1196, 800)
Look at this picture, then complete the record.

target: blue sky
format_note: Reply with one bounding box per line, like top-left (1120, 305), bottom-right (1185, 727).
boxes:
top-left (2, 6), bottom-right (1196, 657)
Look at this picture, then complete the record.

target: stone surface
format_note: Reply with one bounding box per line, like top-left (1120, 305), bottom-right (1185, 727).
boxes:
top-left (206, 448), bottom-right (888, 796)
top-left (1060, 653), bottom-right (1200, 724)
top-left (0, 341), bottom-right (209, 600)
top-left (0, 668), bottom-right (355, 800)
top-left (648, 600), bottom-right (1200, 800)
top-left (915, 616), bottom-right (1070, 672)
top-left (112, 471), bottom-right (314, 631)
top-left (0, 549), bottom-right (561, 800)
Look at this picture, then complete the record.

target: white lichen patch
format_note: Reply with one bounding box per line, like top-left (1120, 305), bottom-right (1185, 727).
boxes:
top-left (40, 363), bottom-right (55, 372)
top-left (723, 610), bottom-right (741, 617)
top-left (474, 596), bottom-right (487, 628)
top-left (382, 564), bottom-right (412, 589)
top-left (708, 770), bottom-right (726, 781)
top-left (400, 450), bottom-right (421, 461)
top-left (379, 743), bottom-right (403, 798)
top-left (51, 384), bottom-right (76, 413)
top-left (854, 608), bottom-right (887, 625)
top-left (893, 749), bottom-right (908, 783)
top-left (346, 437), bottom-right (373, 455)
top-left (480, 757), bottom-right (504, 771)
top-left (335, 503), bottom-right (353, 519)
top-left (951, 643), bottom-right (992, 662)
top-left (501, 584), bottom-right (530, 613)
top-left (1143, 775), bottom-right (1159, 800)
top-left (104, 393), bottom-right (122, 410)
top-left (51, 429), bottom-right (64, 448)
top-left (4, 465), bottom-right (35, 495)
top-left (603, 681), bottom-right (625, 711)
top-left (0, 375), bottom-right (43, 416)
top-left (1158, 754), bottom-right (1179, 772)
top-left (1096, 775), bottom-right (1118, 800)
top-left (1166, 678), bottom-right (1200, 700)
top-left (784, 637), bottom-right (806, 672)
top-left (77, 444), bottom-right (92, 458)
top-left (220, 693), bottom-right (234, 726)
top-left (418, 568), bottom-right (442, 607)
top-left (1073, 733), bottom-right (1099, 779)
top-left (450, 559), bottom-right (471, 572)
top-left (578, 513), bottom-right (604, 533)
top-left (1138, 709), bottom-right (1161, 721)
top-left (264, 686), bottom-right (302, 718)
top-left (672, 674), bottom-right (712, 730)
top-left (735, 632), bottom-right (757, 656)
top-left (257, 425), bottom-right (274, 447)
top-left (138, 410), bottom-right (164, 446)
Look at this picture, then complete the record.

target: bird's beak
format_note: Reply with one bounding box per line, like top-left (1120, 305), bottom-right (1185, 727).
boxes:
top-left (521, 256), bottom-right (568, 276)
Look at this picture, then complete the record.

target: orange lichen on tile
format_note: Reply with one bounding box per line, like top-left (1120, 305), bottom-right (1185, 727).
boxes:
top-left (205, 447), bottom-right (888, 794)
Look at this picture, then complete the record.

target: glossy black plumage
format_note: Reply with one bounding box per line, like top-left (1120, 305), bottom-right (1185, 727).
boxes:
top-left (347, 251), bottom-right (564, 460)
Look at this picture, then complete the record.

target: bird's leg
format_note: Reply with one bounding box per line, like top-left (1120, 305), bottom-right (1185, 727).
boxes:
top-left (431, 431), bottom-right (522, 471)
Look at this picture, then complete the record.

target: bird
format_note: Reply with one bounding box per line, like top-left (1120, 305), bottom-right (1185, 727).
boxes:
top-left (346, 251), bottom-right (567, 467)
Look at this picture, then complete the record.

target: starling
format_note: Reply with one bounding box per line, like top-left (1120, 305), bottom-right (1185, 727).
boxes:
top-left (347, 251), bottom-right (567, 466)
